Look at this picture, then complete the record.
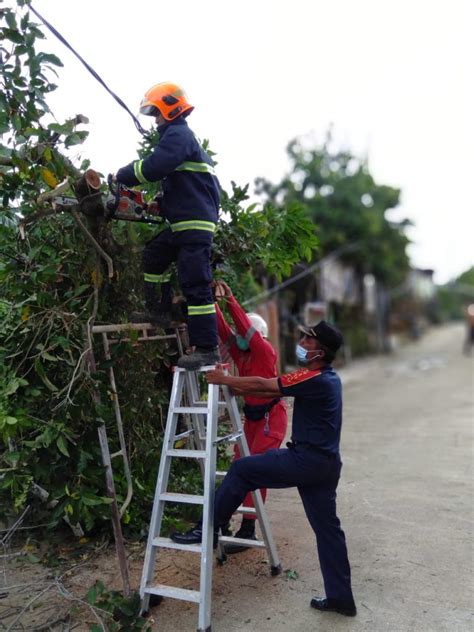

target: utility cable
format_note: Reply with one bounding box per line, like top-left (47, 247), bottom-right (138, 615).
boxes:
top-left (243, 242), bottom-right (362, 307)
top-left (29, 3), bottom-right (148, 136)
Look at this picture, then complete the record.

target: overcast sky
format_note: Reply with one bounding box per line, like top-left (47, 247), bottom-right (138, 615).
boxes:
top-left (31, 0), bottom-right (473, 284)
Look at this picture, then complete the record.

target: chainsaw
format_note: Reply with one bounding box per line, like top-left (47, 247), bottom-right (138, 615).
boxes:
top-left (104, 174), bottom-right (164, 225)
top-left (51, 174), bottom-right (164, 226)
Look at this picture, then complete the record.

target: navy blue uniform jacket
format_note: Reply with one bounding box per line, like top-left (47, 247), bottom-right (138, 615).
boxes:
top-left (278, 366), bottom-right (343, 455)
top-left (116, 117), bottom-right (220, 225)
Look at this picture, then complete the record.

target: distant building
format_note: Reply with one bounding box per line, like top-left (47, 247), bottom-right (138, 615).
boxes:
top-left (408, 268), bottom-right (436, 301)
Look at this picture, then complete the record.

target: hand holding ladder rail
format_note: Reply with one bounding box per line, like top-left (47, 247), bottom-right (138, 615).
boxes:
top-left (140, 365), bottom-right (282, 632)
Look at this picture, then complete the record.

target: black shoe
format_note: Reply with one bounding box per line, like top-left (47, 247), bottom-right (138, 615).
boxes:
top-left (224, 519), bottom-right (257, 555)
top-left (130, 310), bottom-right (172, 327)
top-left (310, 597), bottom-right (357, 617)
top-left (170, 526), bottom-right (218, 548)
top-left (177, 347), bottom-right (220, 371)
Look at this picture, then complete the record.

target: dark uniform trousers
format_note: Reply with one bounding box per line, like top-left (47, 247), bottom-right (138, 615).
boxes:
top-left (143, 227), bottom-right (217, 349)
top-left (214, 444), bottom-right (354, 602)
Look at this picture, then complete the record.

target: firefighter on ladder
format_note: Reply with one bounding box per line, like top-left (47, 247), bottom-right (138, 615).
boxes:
top-left (114, 82), bottom-right (221, 370)
top-left (171, 280), bottom-right (288, 551)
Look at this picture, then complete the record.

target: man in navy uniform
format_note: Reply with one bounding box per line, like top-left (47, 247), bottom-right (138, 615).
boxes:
top-left (202, 320), bottom-right (356, 617)
top-left (115, 82), bottom-right (220, 370)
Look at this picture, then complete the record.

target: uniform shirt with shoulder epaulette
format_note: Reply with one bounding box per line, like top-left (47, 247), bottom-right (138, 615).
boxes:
top-left (277, 366), bottom-right (342, 454)
top-left (116, 117), bottom-right (220, 226)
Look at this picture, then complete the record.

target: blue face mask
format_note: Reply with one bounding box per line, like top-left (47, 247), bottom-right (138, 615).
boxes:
top-left (295, 344), bottom-right (320, 364)
top-left (236, 335), bottom-right (250, 351)
top-left (295, 344), bottom-right (309, 363)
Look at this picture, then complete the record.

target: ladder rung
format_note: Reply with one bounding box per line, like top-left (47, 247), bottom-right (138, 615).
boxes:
top-left (174, 406), bottom-right (209, 414)
top-left (110, 450), bottom-right (123, 458)
top-left (214, 431), bottom-right (242, 445)
top-left (175, 365), bottom-right (219, 374)
top-left (159, 492), bottom-right (204, 504)
top-left (166, 449), bottom-right (206, 459)
top-left (152, 536), bottom-right (202, 553)
top-left (174, 429), bottom-right (194, 440)
top-left (219, 535), bottom-right (266, 549)
top-left (236, 506), bottom-right (257, 515)
top-left (215, 471), bottom-right (227, 478)
top-left (144, 583), bottom-right (200, 603)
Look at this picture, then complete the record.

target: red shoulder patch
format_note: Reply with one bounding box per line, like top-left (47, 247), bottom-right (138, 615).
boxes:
top-left (280, 368), bottom-right (322, 387)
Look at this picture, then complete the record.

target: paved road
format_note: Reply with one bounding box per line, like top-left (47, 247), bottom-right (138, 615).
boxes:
top-left (149, 323), bottom-right (473, 632)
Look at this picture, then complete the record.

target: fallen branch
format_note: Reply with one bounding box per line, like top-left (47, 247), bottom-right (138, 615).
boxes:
top-left (5, 582), bottom-right (55, 632)
top-left (36, 178), bottom-right (71, 205)
top-left (0, 507), bottom-right (31, 549)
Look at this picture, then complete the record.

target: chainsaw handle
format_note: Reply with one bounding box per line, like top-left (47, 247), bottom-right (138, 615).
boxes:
top-left (106, 173), bottom-right (120, 215)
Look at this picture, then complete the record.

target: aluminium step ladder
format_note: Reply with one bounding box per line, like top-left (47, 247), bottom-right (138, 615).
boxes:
top-left (140, 365), bottom-right (282, 632)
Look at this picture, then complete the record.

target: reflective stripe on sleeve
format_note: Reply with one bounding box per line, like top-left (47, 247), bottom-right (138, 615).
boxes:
top-left (133, 160), bottom-right (149, 183)
top-left (188, 304), bottom-right (217, 316)
top-left (170, 220), bottom-right (216, 233)
top-left (175, 161), bottom-right (216, 176)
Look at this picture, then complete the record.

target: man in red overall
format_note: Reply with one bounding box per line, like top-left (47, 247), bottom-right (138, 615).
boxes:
top-left (171, 281), bottom-right (288, 552)
top-left (216, 281), bottom-right (288, 551)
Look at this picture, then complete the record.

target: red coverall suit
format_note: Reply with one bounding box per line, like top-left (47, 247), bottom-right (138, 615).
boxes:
top-left (216, 297), bottom-right (288, 519)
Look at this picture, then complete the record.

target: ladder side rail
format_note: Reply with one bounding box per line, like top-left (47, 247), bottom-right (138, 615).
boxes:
top-left (101, 332), bottom-right (133, 517)
top-left (85, 341), bottom-right (131, 597)
top-left (140, 370), bottom-right (186, 610)
top-left (97, 422), bottom-right (132, 597)
top-left (185, 371), bottom-right (207, 452)
top-left (222, 385), bottom-right (282, 572)
top-left (197, 380), bottom-right (219, 631)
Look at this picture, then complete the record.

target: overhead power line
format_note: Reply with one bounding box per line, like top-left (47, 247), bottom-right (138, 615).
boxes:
top-left (29, 3), bottom-right (148, 136)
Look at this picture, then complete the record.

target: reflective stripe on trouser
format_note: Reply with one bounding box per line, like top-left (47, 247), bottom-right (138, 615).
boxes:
top-left (144, 272), bottom-right (172, 283)
top-left (142, 227), bottom-right (217, 348)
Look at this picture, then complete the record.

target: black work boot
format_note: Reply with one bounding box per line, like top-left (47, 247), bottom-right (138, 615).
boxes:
top-left (131, 281), bottom-right (172, 327)
top-left (170, 523), bottom-right (218, 548)
top-left (310, 597), bottom-right (357, 617)
top-left (177, 346), bottom-right (220, 371)
top-left (224, 518), bottom-right (257, 555)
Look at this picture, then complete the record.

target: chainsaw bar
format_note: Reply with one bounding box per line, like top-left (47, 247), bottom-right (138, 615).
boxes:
top-left (53, 196), bottom-right (165, 225)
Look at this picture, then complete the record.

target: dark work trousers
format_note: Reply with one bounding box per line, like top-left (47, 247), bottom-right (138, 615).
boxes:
top-left (214, 445), bottom-right (354, 602)
top-left (143, 227), bottom-right (217, 349)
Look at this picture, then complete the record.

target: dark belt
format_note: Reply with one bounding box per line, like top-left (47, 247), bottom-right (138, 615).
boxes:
top-left (286, 440), bottom-right (336, 458)
top-left (243, 397), bottom-right (281, 421)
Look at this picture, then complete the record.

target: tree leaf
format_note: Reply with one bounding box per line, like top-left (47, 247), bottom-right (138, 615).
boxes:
top-left (56, 435), bottom-right (70, 457)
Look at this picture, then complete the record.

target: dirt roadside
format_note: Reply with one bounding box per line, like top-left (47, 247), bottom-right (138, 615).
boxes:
top-left (2, 323), bottom-right (473, 631)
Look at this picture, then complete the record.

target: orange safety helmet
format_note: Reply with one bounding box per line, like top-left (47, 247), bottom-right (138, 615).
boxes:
top-left (139, 82), bottom-right (194, 121)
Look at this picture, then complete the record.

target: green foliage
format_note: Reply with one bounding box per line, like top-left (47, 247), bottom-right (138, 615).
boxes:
top-left (457, 267), bottom-right (474, 287)
top-left (216, 182), bottom-right (318, 290)
top-left (436, 266), bottom-right (474, 321)
top-left (0, 2), bottom-right (176, 532)
top-left (85, 581), bottom-right (151, 631)
top-left (255, 132), bottom-right (411, 287)
top-left (0, 1), bottom-right (320, 535)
